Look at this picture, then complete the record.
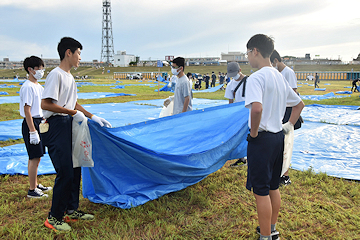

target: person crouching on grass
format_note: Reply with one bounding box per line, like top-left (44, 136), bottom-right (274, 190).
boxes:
top-left (244, 34), bottom-right (304, 240)
top-left (20, 56), bottom-right (52, 198)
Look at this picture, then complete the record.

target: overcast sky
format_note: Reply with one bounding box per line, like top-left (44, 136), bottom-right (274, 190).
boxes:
top-left (1, 0), bottom-right (359, 62)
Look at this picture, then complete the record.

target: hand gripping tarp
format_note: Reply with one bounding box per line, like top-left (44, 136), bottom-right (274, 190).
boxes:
top-left (82, 102), bottom-right (249, 209)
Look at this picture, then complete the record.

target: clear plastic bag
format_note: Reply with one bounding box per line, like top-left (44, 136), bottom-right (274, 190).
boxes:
top-left (72, 119), bottom-right (94, 168)
top-left (282, 125), bottom-right (294, 176)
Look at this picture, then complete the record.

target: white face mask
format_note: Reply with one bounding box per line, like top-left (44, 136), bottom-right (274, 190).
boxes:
top-left (171, 67), bottom-right (179, 76)
top-left (31, 69), bottom-right (45, 80)
top-left (233, 73), bottom-right (240, 80)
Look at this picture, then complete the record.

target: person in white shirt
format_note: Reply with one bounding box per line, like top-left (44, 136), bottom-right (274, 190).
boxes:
top-left (224, 62), bottom-right (248, 167)
top-left (20, 56), bottom-right (52, 199)
top-left (171, 57), bottom-right (192, 115)
top-left (270, 50), bottom-right (302, 186)
top-left (41, 37), bottom-right (111, 232)
top-left (244, 34), bottom-right (304, 240)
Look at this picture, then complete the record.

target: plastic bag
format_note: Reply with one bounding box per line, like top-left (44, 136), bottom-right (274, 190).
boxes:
top-left (282, 125), bottom-right (294, 177)
top-left (72, 119), bottom-right (94, 168)
top-left (159, 99), bottom-right (174, 118)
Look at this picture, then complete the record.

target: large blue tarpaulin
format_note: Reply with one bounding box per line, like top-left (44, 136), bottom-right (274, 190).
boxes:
top-left (1, 102), bottom-right (360, 208)
top-left (82, 102), bottom-right (248, 208)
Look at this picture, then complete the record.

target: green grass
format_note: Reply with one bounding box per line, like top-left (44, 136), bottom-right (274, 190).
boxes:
top-left (1, 67), bottom-right (360, 239)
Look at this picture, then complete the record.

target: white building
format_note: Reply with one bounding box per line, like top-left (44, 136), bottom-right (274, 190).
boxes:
top-left (114, 51), bottom-right (136, 67)
top-left (221, 52), bottom-right (248, 63)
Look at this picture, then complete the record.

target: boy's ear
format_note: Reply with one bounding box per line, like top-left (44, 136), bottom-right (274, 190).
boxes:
top-left (27, 67), bottom-right (34, 74)
top-left (65, 49), bottom-right (72, 58)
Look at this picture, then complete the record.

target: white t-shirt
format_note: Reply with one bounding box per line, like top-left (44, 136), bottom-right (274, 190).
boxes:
top-left (19, 80), bottom-right (44, 118)
top-left (245, 67), bottom-right (301, 133)
top-left (173, 75), bottom-right (192, 115)
top-left (281, 66), bottom-right (297, 89)
top-left (224, 77), bottom-right (246, 103)
top-left (42, 67), bottom-right (78, 119)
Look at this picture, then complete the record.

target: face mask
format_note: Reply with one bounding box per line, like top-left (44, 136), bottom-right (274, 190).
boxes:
top-left (233, 73), bottom-right (240, 80)
top-left (32, 69), bottom-right (45, 80)
top-left (171, 67), bottom-right (179, 76)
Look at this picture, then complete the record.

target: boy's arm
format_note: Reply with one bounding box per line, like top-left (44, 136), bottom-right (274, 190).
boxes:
top-left (41, 98), bottom-right (77, 116)
top-left (250, 102), bottom-right (262, 138)
top-left (75, 102), bottom-right (92, 118)
top-left (24, 105), bottom-right (36, 132)
top-left (288, 100), bottom-right (305, 125)
top-left (182, 96), bottom-right (190, 113)
top-left (75, 102), bottom-right (112, 128)
top-left (24, 105), bottom-right (40, 144)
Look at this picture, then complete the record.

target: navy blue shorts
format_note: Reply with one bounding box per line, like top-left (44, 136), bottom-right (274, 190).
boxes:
top-left (246, 131), bottom-right (284, 196)
top-left (22, 118), bottom-right (45, 159)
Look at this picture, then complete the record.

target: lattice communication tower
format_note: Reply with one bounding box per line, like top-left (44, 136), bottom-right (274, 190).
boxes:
top-left (101, 0), bottom-right (115, 64)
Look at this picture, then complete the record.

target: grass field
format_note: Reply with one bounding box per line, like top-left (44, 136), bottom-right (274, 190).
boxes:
top-left (1, 66), bottom-right (360, 239)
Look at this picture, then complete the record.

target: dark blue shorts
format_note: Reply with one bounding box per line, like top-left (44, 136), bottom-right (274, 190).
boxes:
top-left (22, 118), bottom-right (45, 159)
top-left (246, 131), bottom-right (284, 196)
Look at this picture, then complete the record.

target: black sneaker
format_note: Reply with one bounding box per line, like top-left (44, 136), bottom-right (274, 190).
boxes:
top-left (27, 188), bottom-right (48, 198)
top-left (229, 157), bottom-right (247, 167)
top-left (256, 226), bottom-right (280, 240)
top-left (37, 184), bottom-right (52, 192)
top-left (279, 175), bottom-right (291, 186)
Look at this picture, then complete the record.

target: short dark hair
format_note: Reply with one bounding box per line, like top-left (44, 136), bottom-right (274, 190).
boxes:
top-left (270, 50), bottom-right (281, 63)
top-left (246, 34), bottom-right (274, 58)
top-left (172, 57), bottom-right (185, 71)
top-left (57, 37), bottom-right (83, 61)
top-left (23, 56), bottom-right (44, 74)
top-left (186, 72), bottom-right (192, 78)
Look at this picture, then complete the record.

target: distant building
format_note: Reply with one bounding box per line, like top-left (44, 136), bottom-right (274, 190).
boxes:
top-left (114, 51), bottom-right (137, 67)
top-left (221, 52), bottom-right (247, 64)
top-left (185, 57), bottom-right (220, 66)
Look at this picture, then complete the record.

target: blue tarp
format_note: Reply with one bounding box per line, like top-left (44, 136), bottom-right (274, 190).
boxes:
top-left (154, 82), bottom-right (171, 92)
top-left (193, 84), bottom-right (224, 93)
top-left (0, 92), bottom-right (137, 104)
top-left (0, 84), bottom-right (18, 88)
top-left (300, 92), bottom-right (351, 101)
top-left (2, 102), bottom-right (360, 208)
top-left (336, 91), bottom-right (352, 94)
top-left (0, 99), bottom-right (228, 141)
top-left (82, 102), bottom-right (248, 208)
top-left (314, 88), bottom-right (326, 91)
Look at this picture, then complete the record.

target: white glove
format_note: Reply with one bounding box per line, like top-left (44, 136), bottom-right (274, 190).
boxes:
top-left (72, 110), bottom-right (87, 123)
top-left (29, 131), bottom-right (40, 145)
top-left (282, 122), bottom-right (294, 134)
top-left (91, 115), bottom-right (112, 128)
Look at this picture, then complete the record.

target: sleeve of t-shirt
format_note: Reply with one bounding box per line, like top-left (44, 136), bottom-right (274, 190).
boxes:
top-left (285, 82), bottom-right (301, 107)
top-left (42, 71), bottom-right (60, 101)
top-left (21, 85), bottom-right (33, 107)
top-left (245, 75), bottom-right (263, 108)
top-left (181, 81), bottom-right (190, 98)
top-left (224, 81), bottom-right (233, 99)
top-left (285, 70), bottom-right (297, 89)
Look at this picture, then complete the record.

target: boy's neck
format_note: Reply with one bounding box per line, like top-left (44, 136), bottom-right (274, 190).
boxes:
top-left (178, 71), bottom-right (185, 78)
top-left (235, 73), bottom-right (246, 81)
top-left (256, 58), bottom-right (272, 70)
top-left (28, 75), bottom-right (38, 84)
top-left (277, 62), bottom-right (286, 72)
top-left (59, 59), bottom-right (73, 73)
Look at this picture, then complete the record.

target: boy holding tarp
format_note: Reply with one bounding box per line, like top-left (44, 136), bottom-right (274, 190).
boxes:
top-left (41, 37), bottom-right (111, 231)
